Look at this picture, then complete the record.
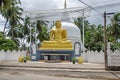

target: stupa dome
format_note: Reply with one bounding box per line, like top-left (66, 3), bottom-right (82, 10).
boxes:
top-left (61, 22), bottom-right (82, 43)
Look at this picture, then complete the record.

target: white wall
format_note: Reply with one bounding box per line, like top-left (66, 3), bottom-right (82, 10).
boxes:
top-left (81, 50), bottom-right (105, 63)
top-left (107, 49), bottom-right (120, 66)
top-left (0, 50), bottom-right (26, 61)
top-left (81, 49), bottom-right (120, 65)
top-left (1, 49), bottom-right (120, 65)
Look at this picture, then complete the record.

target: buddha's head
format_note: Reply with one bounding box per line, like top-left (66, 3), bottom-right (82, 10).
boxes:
top-left (55, 20), bottom-right (61, 28)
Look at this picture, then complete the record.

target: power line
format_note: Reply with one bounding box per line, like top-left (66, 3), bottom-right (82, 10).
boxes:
top-left (78, 0), bottom-right (103, 15)
top-left (93, 2), bottom-right (120, 9)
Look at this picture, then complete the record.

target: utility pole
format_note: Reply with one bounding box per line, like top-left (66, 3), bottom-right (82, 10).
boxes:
top-left (104, 12), bottom-right (108, 70)
top-left (104, 12), bottom-right (114, 70)
top-left (82, 10), bottom-right (85, 51)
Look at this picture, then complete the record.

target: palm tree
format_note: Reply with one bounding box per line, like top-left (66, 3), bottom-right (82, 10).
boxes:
top-left (1, 0), bottom-right (22, 35)
top-left (74, 17), bottom-right (90, 41)
top-left (23, 17), bottom-right (30, 37)
top-left (26, 28), bottom-right (36, 43)
top-left (7, 5), bottom-right (23, 38)
top-left (84, 24), bottom-right (96, 49)
top-left (84, 24), bottom-right (104, 51)
top-left (12, 16), bottom-right (30, 50)
top-left (0, 0), bottom-right (11, 10)
top-left (107, 25), bottom-right (116, 42)
top-left (36, 20), bottom-right (49, 42)
top-left (37, 25), bottom-right (50, 42)
top-left (0, 0), bottom-right (11, 34)
top-left (1, 0), bottom-right (23, 50)
top-left (110, 13), bottom-right (120, 42)
top-left (92, 24), bottom-right (104, 43)
top-left (107, 13), bottom-right (120, 50)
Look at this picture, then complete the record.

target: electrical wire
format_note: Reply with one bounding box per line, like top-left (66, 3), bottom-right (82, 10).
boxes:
top-left (78, 0), bottom-right (103, 15)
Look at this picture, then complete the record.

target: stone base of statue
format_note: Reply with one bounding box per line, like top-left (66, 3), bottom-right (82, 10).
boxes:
top-left (39, 40), bottom-right (73, 50)
top-left (35, 40), bottom-right (74, 62)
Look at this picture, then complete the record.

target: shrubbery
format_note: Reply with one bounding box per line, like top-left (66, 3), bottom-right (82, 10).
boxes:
top-left (0, 32), bottom-right (18, 51)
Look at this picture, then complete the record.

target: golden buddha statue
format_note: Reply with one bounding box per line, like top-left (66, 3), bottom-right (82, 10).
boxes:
top-left (39, 20), bottom-right (73, 50)
top-left (50, 20), bottom-right (67, 41)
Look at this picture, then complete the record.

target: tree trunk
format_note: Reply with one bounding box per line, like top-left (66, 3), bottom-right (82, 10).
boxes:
top-left (3, 18), bottom-right (8, 34)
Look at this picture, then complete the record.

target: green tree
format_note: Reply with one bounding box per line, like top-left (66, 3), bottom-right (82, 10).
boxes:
top-left (74, 17), bottom-right (104, 51)
top-left (7, 4), bottom-right (23, 38)
top-left (16, 16), bottom-right (30, 49)
top-left (0, 0), bottom-right (22, 34)
top-left (0, 31), bottom-right (18, 51)
top-left (0, 0), bottom-right (12, 34)
top-left (110, 13), bottom-right (120, 42)
top-left (74, 17), bottom-right (90, 41)
top-left (36, 20), bottom-right (49, 42)
top-left (84, 24), bottom-right (104, 51)
top-left (92, 24), bottom-right (103, 43)
top-left (107, 13), bottom-right (120, 51)
top-left (0, 0), bottom-right (12, 10)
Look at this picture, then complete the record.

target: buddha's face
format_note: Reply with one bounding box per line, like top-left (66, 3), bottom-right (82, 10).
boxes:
top-left (55, 21), bottom-right (61, 28)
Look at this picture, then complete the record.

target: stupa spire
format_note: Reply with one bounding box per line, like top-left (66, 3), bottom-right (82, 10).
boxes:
top-left (64, 0), bottom-right (67, 9)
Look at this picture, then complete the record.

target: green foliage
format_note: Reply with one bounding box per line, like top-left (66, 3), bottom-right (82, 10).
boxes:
top-left (0, 0), bottom-right (11, 10)
top-left (74, 17), bottom-right (90, 40)
top-left (110, 42), bottom-right (120, 51)
top-left (84, 23), bottom-right (104, 51)
top-left (0, 32), bottom-right (18, 51)
top-left (1, 0), bottom-right (23, 35)
top-left (26, 56), bottom-right (30, 61)
top-left (88, 41), bottom-right (103, 52)
top-left (0, 32), bottom-right (4, 40)
top-left (71, 57), bottom-right (77, 62)
top-left (107, 13), bottom-right (120, 51)
top-left (74, 15), bottom-right (120, 51)
top-left (74, 18), bottom-right (104, 51)
top-left (109, 13), bottom-right (120, 41)
top-left (37, 20), bottom-right (50, 42)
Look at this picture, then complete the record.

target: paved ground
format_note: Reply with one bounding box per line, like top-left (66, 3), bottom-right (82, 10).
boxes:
top-left (0, 61), bottom-right (105, 70)
top-left (0, 70), bottom-right (97, 80)
top-left (0, 61), bottom-right (120, 80)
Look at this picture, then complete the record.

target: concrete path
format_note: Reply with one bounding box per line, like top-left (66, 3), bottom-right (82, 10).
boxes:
top-left (0, 61), bottom-right (105, 70)
top-left (0, 70), bottom-right (97, 80)
top-left (0, 61), bottom-right (120, 80)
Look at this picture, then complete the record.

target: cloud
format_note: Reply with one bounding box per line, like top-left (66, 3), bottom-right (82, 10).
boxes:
top-left (20, 0), bottom-right (59, 11)
top-left (1, 0), bottom-right (119, 25)
top-left (67, 0), bottom-right (85, 8)
top-left (20, 0), bottom-right (85, 11)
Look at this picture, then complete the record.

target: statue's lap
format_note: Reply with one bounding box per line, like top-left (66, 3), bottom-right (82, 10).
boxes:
top-left (40, 40), bottom-right (73, 50)
top-left (43, 40), bottom-right (72, 44)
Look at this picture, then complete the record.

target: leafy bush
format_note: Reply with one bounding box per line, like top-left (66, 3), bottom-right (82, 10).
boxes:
top-left (0, 32), bottom-right (18, 51)
top-left (26, 56), bottom-right (30, 61)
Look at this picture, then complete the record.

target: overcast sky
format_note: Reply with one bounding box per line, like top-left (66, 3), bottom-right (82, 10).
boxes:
top-left (20, 0), bottom-right (84, 11)
top-left (0, 0), bottom-right (84, 31)
top-left (0, 0), bottom-right (120, 31)
top-left (16, 0), bottom-right (120, 25)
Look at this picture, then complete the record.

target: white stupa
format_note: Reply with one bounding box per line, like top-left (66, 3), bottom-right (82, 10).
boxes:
top-left (62, 22), bottom-right (82, 56)
top-left (61, 22), bottom-right (82, 44)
